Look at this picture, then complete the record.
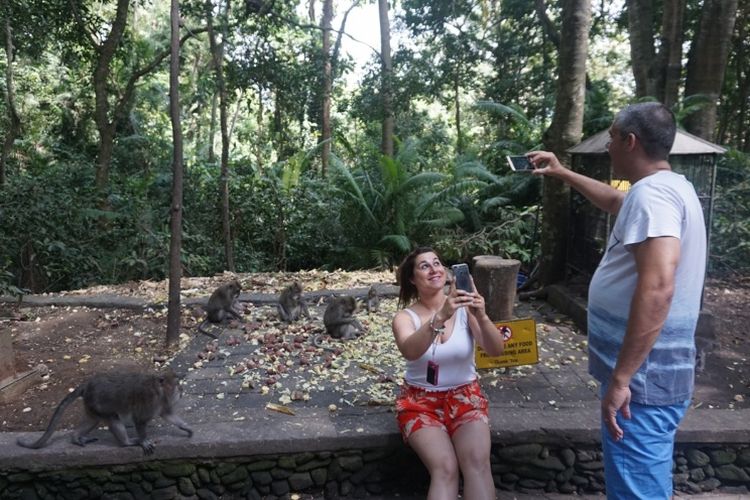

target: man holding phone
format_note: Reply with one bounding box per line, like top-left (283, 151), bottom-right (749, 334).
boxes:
top-left (527, 102), bottom-right (706, 499)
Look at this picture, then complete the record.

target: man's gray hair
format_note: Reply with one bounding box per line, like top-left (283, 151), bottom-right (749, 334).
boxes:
top-left (614, 102), bottom-right (676, 161)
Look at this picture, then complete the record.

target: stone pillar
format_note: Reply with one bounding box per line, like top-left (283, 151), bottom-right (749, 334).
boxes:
top-left (472, 256), bottom-right (521, 321)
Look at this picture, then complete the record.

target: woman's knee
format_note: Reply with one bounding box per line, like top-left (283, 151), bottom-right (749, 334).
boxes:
top-left (459, 447), bottom-right (491, 474)
top-left (427, 452), bottom-right (460, 481)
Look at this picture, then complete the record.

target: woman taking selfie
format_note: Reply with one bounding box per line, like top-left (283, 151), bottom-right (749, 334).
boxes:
top-left (392, 246), bottom-right (505, 500)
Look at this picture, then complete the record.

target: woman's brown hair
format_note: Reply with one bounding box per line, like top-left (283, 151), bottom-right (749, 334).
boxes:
top-left (396, 246), bottom-right (439, 309)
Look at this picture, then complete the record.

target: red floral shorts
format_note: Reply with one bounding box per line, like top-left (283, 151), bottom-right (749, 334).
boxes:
top-left (395, 380), bottom-right (489, 442)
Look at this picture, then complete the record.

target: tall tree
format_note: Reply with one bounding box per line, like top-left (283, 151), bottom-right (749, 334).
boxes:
top-left (78, 0), bottom-right (131, 195)
top-left (1, 15), bottom-right (21, 186)
top-left (167, 0), bottom-right (185, 347)
top-left (320, 0), bottom-right (333, 175)
top-left (378, 0), bottom-right (394, 157)
top-left (717, 3), bottom-right (749, 150)
top-left (206, 0), bottom-right (235, 271)
top-left (70, 0), bottom-right (204, 197)
top-left (626, 0), bottom-right (685, 107)
top-left (401, 1), bottom-right (485, 155)
top-left (684, 0), bottom-right (739, 140)
top-left (540, 0), bottom-right (592, 286)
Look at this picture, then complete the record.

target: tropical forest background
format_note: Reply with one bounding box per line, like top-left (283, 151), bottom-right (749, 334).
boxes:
top-left (1, 0), bottom-right (748, 298)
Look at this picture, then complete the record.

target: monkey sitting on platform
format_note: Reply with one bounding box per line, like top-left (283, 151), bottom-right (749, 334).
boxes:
top-left (17, 370), bottom-right (192, 455)
top-left (198, 279), bottom-right (244, 338)
top-left (364, 285), bottom-right (380, 313)
top-left (313, 295), bottom-right (364, 351)
top-left (277, 281), bottom-right (310, 323)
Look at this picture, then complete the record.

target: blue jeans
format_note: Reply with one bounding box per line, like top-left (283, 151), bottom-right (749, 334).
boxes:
top-left (600, 387), bottom-right (690, 499)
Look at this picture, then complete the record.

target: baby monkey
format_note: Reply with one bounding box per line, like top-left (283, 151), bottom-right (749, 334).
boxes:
top-left (17, 370), bottom-right (192, 455)
top-left (198, 279), bottom-right (244, 338)
top-left (277, 281), bottom-right (310, 322)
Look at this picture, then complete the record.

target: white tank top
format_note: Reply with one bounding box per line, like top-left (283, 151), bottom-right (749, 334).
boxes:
top-left (403, 307), bottom-right (477, 390)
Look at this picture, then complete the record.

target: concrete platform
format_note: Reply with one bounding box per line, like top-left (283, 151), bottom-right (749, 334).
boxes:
top-left (1, 289), bottom-right (749, 498)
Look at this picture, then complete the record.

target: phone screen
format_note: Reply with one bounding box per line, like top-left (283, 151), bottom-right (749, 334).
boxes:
top-left (451, 264), bottom-right (472, 292)
top-left (507, 155), bottom-right (534, 172)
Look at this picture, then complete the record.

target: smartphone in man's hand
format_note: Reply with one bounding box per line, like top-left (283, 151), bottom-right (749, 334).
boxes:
top-left (507, 155), bottom-right (534, 172)
top-left (451, 264), bottom-right (473, 292)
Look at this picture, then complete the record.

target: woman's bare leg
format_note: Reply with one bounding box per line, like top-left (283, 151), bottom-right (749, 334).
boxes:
top-left (452, 420), bottom-right (495, 500)
top-left (408, 426), bottom-right (460, 500)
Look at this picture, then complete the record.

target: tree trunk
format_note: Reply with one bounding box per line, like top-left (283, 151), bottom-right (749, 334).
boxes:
top-left (657, 0), bottom-right (685, 108)
top-left (734, 11), bottom-right (749, 151)
top-left (626, 0), bottom-right (655, 99)
top-left (684, 0), bottom-right (739, 140)
top-left (256, 84), bottom-right (264, 169)
top-left (92, 0), bottom-right (131, 195)
top-left (1, 17), bottom-right (21, 187)
top-left (378, 0), bottom-right (394, 157)
top-left (540, 0), bottom-right (591, 286)
top-left (321, 0), bottom-right (333, 175)
top-left (208, 91), bottom-right (218, 163)
top-left (166, 0), bottom-right (184, 347)
top-left (207, 0), bottom-right (235, 272)
top-left (454, 72), bottom-right (462, 154)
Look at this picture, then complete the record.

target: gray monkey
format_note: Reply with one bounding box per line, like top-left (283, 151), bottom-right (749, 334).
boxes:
top-left (17, 370), bottom-right (192, 455)
top-left (277, 281), bottom-right (310, 322)
top-left (198, 279), bottom-right (244, 338)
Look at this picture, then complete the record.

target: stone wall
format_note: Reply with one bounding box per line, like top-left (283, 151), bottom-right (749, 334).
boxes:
top-left (2, 443), bottom-right (749, 499)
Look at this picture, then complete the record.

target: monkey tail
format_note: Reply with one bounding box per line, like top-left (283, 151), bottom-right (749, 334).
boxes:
top-left (312, 334), bottom-right (337, 353)
top-left (17, 385), bottom-right (85, 449)
top-left (197, 319), bottom-right (219, 339)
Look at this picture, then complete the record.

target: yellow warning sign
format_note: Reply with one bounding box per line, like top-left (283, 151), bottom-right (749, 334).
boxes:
top-left (475, 318), bottom-right (539, 368)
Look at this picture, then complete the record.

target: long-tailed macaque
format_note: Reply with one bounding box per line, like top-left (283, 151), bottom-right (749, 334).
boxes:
top-left (198, 279), bottom-right (243, 338)
top-left (17, 370), bottom-right (192, 455)
top-left (277, 281), bottom-right (309, 322)
top-left (323, 295), bottom-right (363, 340)
top-left (365, 285), bottom-right (380, 313)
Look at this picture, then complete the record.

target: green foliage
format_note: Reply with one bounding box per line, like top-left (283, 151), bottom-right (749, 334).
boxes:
top-left (0, 156), bottom-right (173, 292)
top-left (331, 139), bottom-right (451, 267)
top-left (4, 0), bottom-right (746, 295)
top-left (433, 205), bottom-right (540, 266)
top-left (710, 149), bottom-right (750, 276)
top-left (0, 270), bottom-right (29, 299)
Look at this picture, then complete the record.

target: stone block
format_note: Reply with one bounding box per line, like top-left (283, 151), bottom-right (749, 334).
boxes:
top-left (310, 468), bottom-right (327, 487)
top-left (150, 486), bottom-right (178, 500)
top-left (161, 464), bottom-right (196, 478)
top-left (288, 472), bottom-right (314, 491)
top-left (690, 467), bottom-right (706, 482)
top-left (715, 464), bottom-right (750, 482)
top-left (220, 467), bottom-right (248, 485)
top-left (338, 455), bottom-right (363, 472)
top-left (178, 477), bottom-right (196, 496)
top-left (196, 488), bottom-right (218, 500)
top-left (709, 449), bottom-right (737, 466)
top-left (250, 471), bottom-right (272, 486)
top-left (270, 480), bottom-right (289, 496)
top-left (686, 449), bottom-right (710, 467)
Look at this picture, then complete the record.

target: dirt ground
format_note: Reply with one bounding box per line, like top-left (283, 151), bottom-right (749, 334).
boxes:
top-left (1, 272), bottom-right (748, 433)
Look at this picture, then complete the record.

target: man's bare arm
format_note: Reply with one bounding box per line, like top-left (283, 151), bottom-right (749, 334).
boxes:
top-left (527, 151), bottom-right (625, 215)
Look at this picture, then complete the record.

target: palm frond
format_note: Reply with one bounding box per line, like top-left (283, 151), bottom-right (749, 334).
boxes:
top-left (473, 100), bottom-right (532, 129)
